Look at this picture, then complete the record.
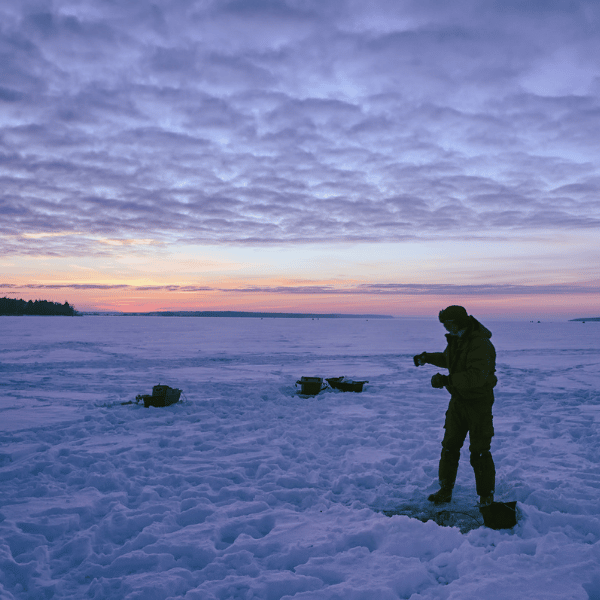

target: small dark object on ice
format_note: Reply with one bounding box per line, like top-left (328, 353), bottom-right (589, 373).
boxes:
top-left (383, 502), bottom-right (483, 533)
top-left (296, 377), bottom-right (326, 395)
top-left (136, 385), bottom-right (182, 408)
top-left (479, 501), bottom-right (518, 530)
top-left (384, 499), bottom-right (518, 533)
top-left (326, 377), bottom-right (369, 392)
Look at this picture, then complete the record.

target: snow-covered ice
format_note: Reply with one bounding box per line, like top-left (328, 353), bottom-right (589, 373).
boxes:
top-left (1, 316), bottom-right (599, 599)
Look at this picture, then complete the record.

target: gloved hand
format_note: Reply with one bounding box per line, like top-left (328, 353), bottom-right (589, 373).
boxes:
top-left (431, 373), bottom-right (449, 388)
top-left (413, 352), bottom-right (428, 367)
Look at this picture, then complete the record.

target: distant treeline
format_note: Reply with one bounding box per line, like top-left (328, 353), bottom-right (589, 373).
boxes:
top-left (0, 297), bottom-right (78, 316)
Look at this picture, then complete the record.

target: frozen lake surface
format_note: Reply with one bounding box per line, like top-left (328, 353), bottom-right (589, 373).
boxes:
top-left (1, 316), bottom-right (599, 599)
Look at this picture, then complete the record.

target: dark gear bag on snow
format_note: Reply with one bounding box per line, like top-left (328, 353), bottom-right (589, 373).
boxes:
top-left (479, 501), bottom-right (518, 530)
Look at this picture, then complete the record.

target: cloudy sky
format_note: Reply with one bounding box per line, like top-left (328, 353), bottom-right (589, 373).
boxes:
top-left (2, 0), bottom-right (600, 317)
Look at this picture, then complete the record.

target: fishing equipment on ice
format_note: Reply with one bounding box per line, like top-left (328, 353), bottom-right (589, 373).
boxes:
top-left (295, 376), bottom-right (369, 395)
top-left (385, 498), bottom-right (518, 533)
top-left (326, 377), bottom-right (369, 392)
top-left (479, 501), bottom-right (518, 530)
top-left (296, 377), bottom-right (326, 395)
top-left (136, 384), bottom-right (182, 408)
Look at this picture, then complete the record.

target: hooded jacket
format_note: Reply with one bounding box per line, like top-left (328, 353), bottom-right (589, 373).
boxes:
top-left (425, 316), bottom-right (497, 402)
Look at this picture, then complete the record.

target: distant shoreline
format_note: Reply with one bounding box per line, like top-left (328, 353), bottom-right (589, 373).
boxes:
top-left (569, 317), bottom-right (600, 322)
top-left (80, 310), bottom-right (394, 319)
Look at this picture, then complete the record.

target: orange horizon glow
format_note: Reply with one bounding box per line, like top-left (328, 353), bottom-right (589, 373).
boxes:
top-left (3, 233), bottom-right (599, 321)
top-left (3, 283), bottom-right (598, 320)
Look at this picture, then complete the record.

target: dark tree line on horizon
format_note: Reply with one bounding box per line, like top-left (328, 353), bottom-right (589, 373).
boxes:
top-left (0, 297), bottom-right (78, 316)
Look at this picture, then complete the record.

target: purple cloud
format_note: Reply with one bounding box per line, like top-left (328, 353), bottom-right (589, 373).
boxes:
top-left (3, 280), bottom-right (599, 297)
top-left (0, 0), bottom-right (599, 257)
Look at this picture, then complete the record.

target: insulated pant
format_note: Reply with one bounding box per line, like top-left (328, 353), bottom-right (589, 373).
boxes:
top-left (438, 395), bottom-right (495, 497)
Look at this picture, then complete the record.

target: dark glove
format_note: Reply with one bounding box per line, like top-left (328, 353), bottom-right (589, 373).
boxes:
top-left (431, 373), bottom-right (449, 388)
top-left (413, 352), bottom-right (428, 367)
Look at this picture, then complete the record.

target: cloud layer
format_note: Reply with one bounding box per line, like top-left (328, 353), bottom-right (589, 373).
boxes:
top-left (2, 0), bottom-right (600, 260)
top-left (4, 280), bottom-right (600, 297)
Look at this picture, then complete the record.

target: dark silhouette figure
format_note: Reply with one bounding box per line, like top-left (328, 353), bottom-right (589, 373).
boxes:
top-left (414, 305), bottom-right (497, 506)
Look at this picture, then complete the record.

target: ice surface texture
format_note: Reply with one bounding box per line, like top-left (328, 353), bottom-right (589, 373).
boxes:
top-left (1, 316), bottom-right (599, 599)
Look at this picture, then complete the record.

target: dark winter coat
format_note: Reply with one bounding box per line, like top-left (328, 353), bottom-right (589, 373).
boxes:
top-left (425, 316), bottom-right (497, 402)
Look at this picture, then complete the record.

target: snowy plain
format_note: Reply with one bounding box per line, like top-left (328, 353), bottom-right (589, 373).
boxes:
top-left (0, 315), bottom-right (599, 600)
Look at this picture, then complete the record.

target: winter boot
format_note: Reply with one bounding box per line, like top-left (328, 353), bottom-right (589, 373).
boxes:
top-left (428, 486), bottom-right (453, 505)
top-left (430, 447), bottom-right (459, 505)
top-left (479, 494), bottom-right (494, 507)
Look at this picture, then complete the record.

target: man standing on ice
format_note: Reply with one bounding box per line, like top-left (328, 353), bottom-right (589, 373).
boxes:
top-left (413, 305), bottom-right (497, 507)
